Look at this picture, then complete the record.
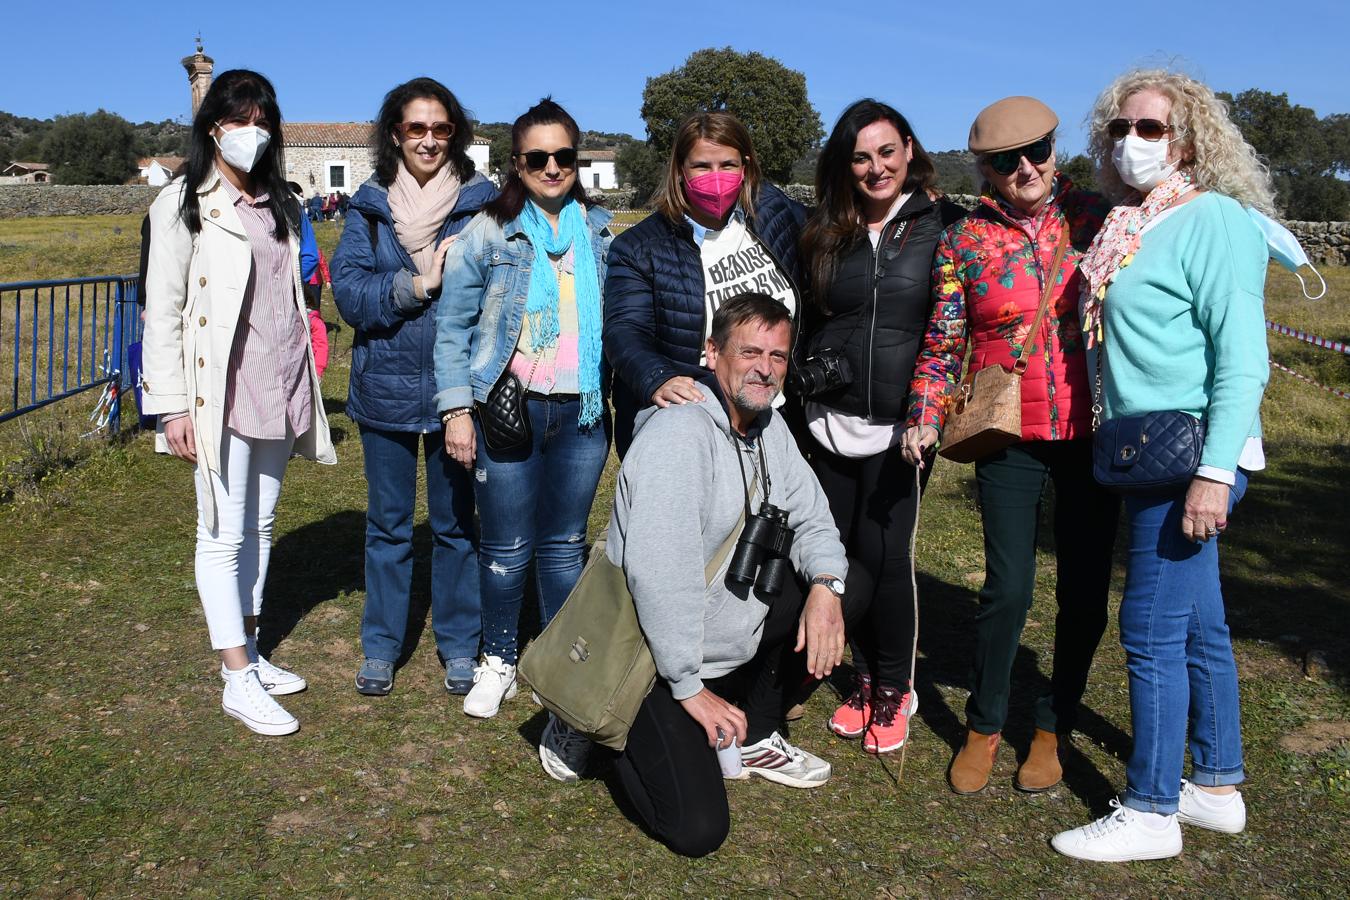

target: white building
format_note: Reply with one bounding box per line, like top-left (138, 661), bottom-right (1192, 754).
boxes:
top-left (284, 124), bottom-right (495, 194)
top-left (136, 157), bottom-right (185, 186)
top-left (468, 136), bottom-right (491, 178)
top-left (577, 150), bottom-right (617, 190)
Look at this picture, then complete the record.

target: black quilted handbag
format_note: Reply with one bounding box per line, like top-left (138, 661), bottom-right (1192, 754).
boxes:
top-left (477, 370), bottom-right (532, 453)
top-left (1093, 411), bottom-right (1205, 494)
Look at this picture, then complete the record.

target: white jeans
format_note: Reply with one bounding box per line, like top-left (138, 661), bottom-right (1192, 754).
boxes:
top-left (194, 428), bottom-right (293, 650)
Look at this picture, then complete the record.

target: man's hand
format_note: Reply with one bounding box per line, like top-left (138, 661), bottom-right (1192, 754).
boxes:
top-left (796, 584), bottom-right (845, 679)
top-left (678, 687), bottom-right (748, 748)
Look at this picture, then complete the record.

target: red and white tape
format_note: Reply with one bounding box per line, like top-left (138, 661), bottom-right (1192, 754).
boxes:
top-left (1266, 321), bottom-right (1349, 355)
top-left (1270, 361), bottom-right (1350, 400)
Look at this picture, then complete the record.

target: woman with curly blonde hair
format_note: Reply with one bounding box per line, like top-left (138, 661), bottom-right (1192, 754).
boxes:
top-left (1052, 69), bottom-right (1274, 862)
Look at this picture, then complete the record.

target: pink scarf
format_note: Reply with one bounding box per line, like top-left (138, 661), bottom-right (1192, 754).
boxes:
top-left (1078, 170), bottom-right (1193, 347)
top-left (387, 161), bottom-right (461, 274)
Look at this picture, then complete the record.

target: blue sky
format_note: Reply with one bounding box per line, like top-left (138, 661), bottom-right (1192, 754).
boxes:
top-left (3, 0), bottom-right (1347, 157)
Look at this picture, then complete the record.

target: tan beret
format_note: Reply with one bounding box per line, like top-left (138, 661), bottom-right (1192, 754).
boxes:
top-left (968, 96), bottom-right (1059, 154)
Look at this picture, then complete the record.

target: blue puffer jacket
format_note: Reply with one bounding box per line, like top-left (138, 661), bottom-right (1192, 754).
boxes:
top-left (331, 173), bottom-right (497, 432)
top-left (602, 183), bottom-right (806, 454)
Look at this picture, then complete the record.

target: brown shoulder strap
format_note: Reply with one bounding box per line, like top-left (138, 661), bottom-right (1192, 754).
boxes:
top-left (1013, 224), bottom-right (1072, 375)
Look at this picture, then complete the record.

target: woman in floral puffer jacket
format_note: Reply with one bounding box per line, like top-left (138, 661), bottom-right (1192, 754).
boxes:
top-left (901, 96), bottom-right (1120, 797)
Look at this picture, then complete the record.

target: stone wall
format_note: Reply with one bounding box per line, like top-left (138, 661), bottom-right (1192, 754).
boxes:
top-left (0, 185), bottom-right (164, 218)
top-left (283, 146), bottom-right (374, 196)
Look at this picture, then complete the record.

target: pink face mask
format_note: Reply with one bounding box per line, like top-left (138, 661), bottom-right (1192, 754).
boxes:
top-left (684, 170), bottom-right (743, 220)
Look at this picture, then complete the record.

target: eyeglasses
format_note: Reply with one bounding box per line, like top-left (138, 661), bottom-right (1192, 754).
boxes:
top-left (398, 121), bottom-right (453, 141)
top-left (514, 148), bottom-right (578, 171)
top-left (1106, 118), bottom-right (1177, 142)
top-left (986, 136), bottom-right (1054, 176)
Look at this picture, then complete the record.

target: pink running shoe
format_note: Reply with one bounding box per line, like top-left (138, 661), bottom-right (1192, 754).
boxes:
top-left (829, 673), bottom-right (872, 738)
top-left (862, 685), bottom-right (918, 754)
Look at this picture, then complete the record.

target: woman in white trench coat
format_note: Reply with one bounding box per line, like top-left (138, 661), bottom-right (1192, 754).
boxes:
top-left (141, 69), bottom-right (335, 736)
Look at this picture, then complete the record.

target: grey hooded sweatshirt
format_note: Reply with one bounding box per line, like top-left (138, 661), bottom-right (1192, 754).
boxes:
top-left (607, 382), bottom-right (848, 701)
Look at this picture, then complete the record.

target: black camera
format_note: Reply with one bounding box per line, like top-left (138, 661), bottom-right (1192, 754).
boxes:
top-left (727, 501), bottom-right (795, 596)
top-left (790, 351), bottom-right (853, 397)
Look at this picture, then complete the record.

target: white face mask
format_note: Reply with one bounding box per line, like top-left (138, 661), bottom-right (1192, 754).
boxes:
top-left (214, 124), bottom-right (270, 173)
top-left (1112, 135), bottom-right (1176, 194)
top-left (1247, 207), bottom-right (1328, 300)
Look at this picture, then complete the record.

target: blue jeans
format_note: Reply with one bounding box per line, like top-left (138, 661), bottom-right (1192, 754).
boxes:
top-left (1120, 470), bottom-right (1248, 814)
top-left (358, 426), bottom-right (480, 663)
top-left (474, 396), bottom-right (610, 664)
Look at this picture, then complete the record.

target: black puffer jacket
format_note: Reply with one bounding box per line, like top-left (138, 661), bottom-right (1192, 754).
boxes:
top-left (603, 184), bottom-right (807, 456)
top-left (800, 192), bottom-right (966, 421)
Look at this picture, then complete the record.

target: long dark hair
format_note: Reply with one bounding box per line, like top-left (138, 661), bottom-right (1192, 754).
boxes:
top-left (179, 69), bottom-right (296, 240)
top-left (372, 77), bottom-right (476, 187)
top-left (800, 99), bottom-right (939, 307)
top-left (483, 97), bottom-right (589, 225)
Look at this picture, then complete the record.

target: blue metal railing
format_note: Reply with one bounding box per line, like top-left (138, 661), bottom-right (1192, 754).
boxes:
top-left (0, 275), bottom-right (142, 428)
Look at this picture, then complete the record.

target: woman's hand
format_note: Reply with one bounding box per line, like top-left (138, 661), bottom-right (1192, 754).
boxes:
top-left (900, 424), bottom-right (939, 468)
top-left (418, 235), bottom-right (460, 296)
top-left (164, 416), bottom-right (197, 464)
top-left (678, 687), bottom-right (748, 749)
top-left (651, 376), bottom-right (703, 408)
top-left (443, 413), bottom-right (476, 470)
top-left (1181, 475), bottom-right (1231, 542)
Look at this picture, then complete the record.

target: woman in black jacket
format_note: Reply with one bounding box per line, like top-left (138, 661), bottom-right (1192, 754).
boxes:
top-left (603, 112), bottom-right (806, 457)
top-left (798, 99), bottom-right (964, 754)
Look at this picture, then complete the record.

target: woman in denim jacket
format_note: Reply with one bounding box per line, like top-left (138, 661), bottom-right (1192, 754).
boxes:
top-left (434, 99), bottom-right (613, 780)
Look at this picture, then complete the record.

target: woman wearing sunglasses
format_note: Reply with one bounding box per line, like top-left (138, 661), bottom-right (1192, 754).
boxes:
top-left (903, 96), bottom-right (1120, 795)
top-left (604, 111), bottom-right (806, 458)
top-left (141, 69), bottom-right (335, 735)
top-left (331, 78), bottom-right (497, 697)
top-left (1051, 70), bottom-right (1273, 863)
top-left (433, 99), bottom-right (612, 781)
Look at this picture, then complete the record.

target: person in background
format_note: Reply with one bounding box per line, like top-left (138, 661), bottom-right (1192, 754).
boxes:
top-left (308, 190), bottom-right (323, 222)
top-left (604, 111), bottom-right (806, 458)
top-left (331, 78), bottom-right (497, 697)
top-left (797, 99), bottom-right (965, 755)
top-left (903, 96), bottom-right (1120, 795)
top-left (289, 180), bottom-right (328, 380)
top-left (1052, 69), bottom-right (1273, 863)
top-left (434, 98), bottom-right (613, 781)
top-left (141, 69), bottom-right (335, 735)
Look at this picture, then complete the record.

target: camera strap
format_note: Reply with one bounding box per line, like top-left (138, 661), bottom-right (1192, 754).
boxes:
top-left (731, 434), bottom-right (771, 518)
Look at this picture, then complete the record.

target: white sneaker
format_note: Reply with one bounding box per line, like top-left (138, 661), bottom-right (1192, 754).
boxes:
top-left (242, 635), bottom-right (307, 695)
top-left (735, 731), bottom-right (831, 788)
top-left (221, 663), bottom-right (299, 736)
top-left (539, 713), bottom-right (591, 783)
top-left (1051, 799), bottom-right (1183, 862)
top-left (463, 655), bottom-right (517, 718)
top-left (1177, 780), bottom-right (1246, 833)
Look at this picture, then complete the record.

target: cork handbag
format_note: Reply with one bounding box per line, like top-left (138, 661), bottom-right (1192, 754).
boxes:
top-left (939, 228), bottom-right (1070, 464)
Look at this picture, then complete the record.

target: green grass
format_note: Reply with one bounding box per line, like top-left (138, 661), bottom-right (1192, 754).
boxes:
top-left (0, 219), bottom-right (1346, 896)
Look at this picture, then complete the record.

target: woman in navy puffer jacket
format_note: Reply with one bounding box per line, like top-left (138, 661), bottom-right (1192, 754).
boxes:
top-left (604, 112), bottom-right (807, 457)
top-left (331, 77), bottom-right (497, 698)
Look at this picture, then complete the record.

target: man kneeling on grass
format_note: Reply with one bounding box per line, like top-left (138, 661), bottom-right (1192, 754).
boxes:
top-left (590, 292), bottom-right (865, 857)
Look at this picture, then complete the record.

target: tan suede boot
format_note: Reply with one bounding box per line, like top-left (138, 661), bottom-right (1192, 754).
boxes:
top-left (1015, 728), bottom-right (1064, 792)
top-left (948, 729), bottom-right (1000, 794)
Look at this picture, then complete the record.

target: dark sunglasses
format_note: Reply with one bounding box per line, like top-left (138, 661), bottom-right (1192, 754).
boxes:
top-left (398, 121), bottom-right (453, 141)
top-left (1106, 118), bottom-right (1177, 142)
top-left (987, 135), bottom-right (1054, 176)
top-left (514, 148), bottom-right (578, 171)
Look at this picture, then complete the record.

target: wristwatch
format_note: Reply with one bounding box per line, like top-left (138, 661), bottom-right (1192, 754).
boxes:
top-left (810, 574), bottom-right (845, 599)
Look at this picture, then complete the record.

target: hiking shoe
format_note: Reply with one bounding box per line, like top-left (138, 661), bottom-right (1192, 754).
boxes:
top-left (735, 731), bottom-right (831, 788)
top-left (463, 655), bottom-right (517, 718)
top-left (862, 685), bottom-right (918, 754)
top-left (1051, 799), bottom-right (1183, 862)
top-left (1177, 780), bottom-right (1246, 833)
top-left (221, 663), bottom-right (299, 736)
top-left (355, 658), bottom-right (395, 696)
top-left (829, 672), bottom-right (872, 739)
top-left (539, 713), bottom-right (591, 783)
top-left (443, 657), bottom-right (476, 695)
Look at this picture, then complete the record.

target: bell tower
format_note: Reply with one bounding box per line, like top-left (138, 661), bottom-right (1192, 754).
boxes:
top-left (181, 35), bottom-right (214, 117)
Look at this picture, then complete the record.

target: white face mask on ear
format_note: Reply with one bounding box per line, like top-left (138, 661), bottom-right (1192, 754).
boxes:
top-left (1112, 135), bottom-right (1176, 194)
top-left (1247, 207), bottom-right (1328, 300)
top-left (214, 124), bottom-right (270, 173)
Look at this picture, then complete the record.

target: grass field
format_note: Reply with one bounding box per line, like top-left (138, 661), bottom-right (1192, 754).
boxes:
top-left (0, 217), bottom-right (1346, 896)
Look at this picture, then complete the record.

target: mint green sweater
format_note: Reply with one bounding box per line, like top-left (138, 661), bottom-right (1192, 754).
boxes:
top-left (1101, 192), bottom-right (1270, 474)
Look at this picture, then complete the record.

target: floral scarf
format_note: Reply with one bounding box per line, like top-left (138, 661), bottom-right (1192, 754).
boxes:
top-left (1078, 169), bottom-right (1193, 347)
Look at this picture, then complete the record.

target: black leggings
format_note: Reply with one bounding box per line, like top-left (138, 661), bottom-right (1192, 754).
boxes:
top-left (811, 443), bottom-right (928, 690)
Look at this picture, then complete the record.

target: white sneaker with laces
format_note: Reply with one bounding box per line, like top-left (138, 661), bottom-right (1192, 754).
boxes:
top-left (1177, 780), bottom-right (1246, 833)
top-left (221, 663), bottom-right (299, 736)
top-left (539, 713), bottom-right (591, 783)
top-left (240, 635), bottom-right (307, 695)
top-left (1051, 799), bottom-right (1183, 862)
top-left (463, 655), bottom-right (517, 718)
top-left (734, 730), bottom-right (831, 788)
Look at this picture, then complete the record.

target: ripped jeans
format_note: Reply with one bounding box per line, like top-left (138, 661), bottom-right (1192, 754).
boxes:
top-left (473, 395), bottom-right (611, 664)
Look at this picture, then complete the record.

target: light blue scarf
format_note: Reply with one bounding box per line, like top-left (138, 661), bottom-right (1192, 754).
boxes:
top-left (519, 198), bottom-right (603, 427)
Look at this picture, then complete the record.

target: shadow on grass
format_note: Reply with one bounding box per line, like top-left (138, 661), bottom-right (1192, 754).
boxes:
top-left (256, 509), bottom-right (365, 656)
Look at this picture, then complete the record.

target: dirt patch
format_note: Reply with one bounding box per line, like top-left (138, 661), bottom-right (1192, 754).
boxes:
top-left (266, 808), bottom-right (327, 835)
top-left (1279, 720), bottom-right (1350, 756)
